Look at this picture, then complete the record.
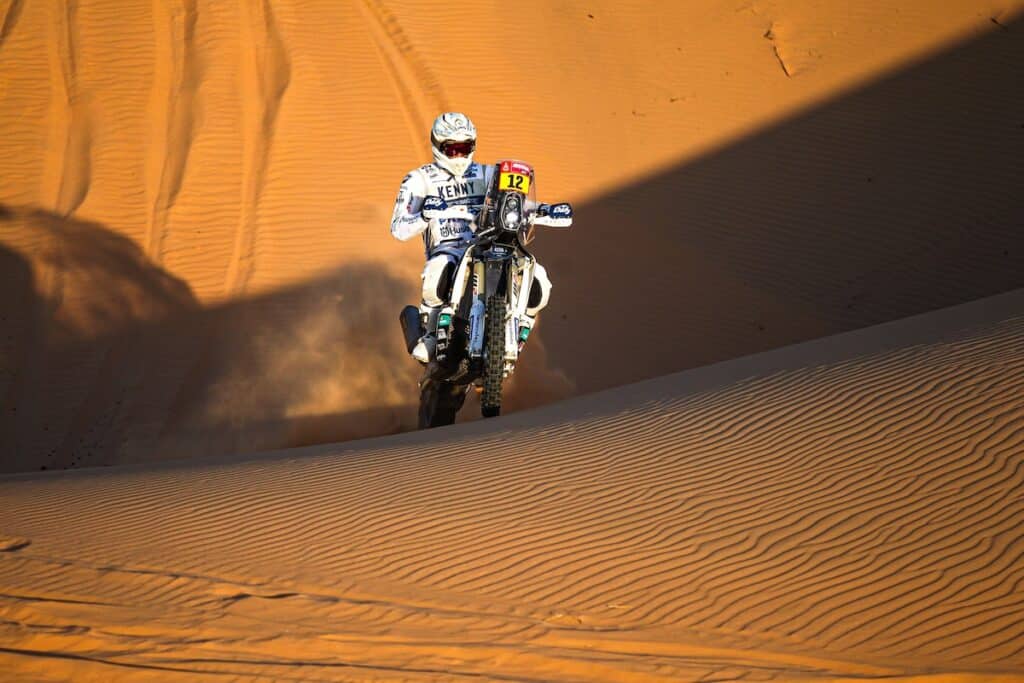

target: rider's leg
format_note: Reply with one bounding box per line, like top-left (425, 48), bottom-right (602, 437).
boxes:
top-left (413, 254), bottom-right (457, 363)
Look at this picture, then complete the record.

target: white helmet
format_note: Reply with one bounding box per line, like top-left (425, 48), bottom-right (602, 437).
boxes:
top-left (431, 112), bottom-right (477, 177)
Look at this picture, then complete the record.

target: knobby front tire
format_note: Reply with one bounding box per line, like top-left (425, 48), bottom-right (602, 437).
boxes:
top-left (481, 295), bottom-right (506, 418)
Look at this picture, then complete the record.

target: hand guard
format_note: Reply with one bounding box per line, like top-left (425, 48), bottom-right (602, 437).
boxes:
top-left (532, 202), bottom-right (573, 228)
top-left (421, 196), bottom-right (448, 220)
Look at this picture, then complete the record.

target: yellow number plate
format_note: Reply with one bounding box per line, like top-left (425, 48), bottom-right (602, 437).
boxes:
top-left (499, 171), bottom-right (531, 194)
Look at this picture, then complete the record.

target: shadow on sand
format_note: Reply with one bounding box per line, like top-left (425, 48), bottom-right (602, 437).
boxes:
top-left (0, 204), bottom-right (423, 472)
top-left (539, 18), bottom-right (1024, 393)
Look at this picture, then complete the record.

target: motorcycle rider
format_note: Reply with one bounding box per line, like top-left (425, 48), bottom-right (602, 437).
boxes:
top-left (391, 112), bottom-right (552, 363)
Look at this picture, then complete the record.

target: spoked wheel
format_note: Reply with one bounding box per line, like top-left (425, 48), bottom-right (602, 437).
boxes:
top-left (481, 296), bottom-right (507, 418)
top-left (418, 379), bottom-right (467, 429)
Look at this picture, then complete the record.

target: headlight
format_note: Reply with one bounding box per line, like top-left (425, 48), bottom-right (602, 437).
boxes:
top-left (501, 195), bottom-right (522, 229)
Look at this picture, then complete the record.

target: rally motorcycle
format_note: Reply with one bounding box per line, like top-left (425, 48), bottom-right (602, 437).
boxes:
top-left (399, 160), bottom-right (572, 428)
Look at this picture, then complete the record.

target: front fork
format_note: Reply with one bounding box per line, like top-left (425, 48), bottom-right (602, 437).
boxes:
top-left (512, 256), bottom-right (537, 358)
top-left (435, 249), bottom-right (476, 363)
top-left (443, 250), bottom-right (537, 372)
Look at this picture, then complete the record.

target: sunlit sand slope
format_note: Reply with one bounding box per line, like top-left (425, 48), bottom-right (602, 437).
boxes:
top-left (1, 291), bottom-right (1022, 681)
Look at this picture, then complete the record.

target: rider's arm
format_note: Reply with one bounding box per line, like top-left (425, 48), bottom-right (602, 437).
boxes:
top-left (390, 170), bottom-right (429, 241)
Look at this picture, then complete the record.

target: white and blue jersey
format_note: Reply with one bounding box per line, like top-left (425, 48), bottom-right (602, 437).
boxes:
top-left (390, 161), bottom-right (494, 258)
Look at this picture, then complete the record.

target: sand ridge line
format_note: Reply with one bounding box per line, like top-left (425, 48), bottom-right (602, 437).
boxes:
top-left (0, 0), bottom-right (23, 49)
top-left (0, 572), bottom-right (896, 683)
top-left (0, 548), bottom-right (558, 632)
top-left (358, 0), bottom-right (448, 156)
top-left (0, 535), bottom-right (30, 552)
top-left (42, 0), bottom-right (89, 217)
top-left (144, 0), bottom-right (198, 264)
top-left (823, 676), bottom-right (1024, 683)
top-left (3, 576), bottom-right (1008, 683)
top-left (224, 0), bottom-right (290, 297)
top-left (2, 555), bottom-right (702, 681)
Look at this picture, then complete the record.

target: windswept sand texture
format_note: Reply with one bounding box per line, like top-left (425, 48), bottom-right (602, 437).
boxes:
top-left (2, 3), bottom-right (1024, 677)
top-left (1, 291), bottom-right (1023, 680)
top-left (2, 1), bottom-right (1024, 467)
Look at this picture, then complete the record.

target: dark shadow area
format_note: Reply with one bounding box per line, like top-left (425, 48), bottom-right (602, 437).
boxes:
top-left (539, 20), bottom-right (1024, 393)
top-left (0, 205), bottom-right (198, 339)
top-left (0, 241), bottom-right (40, 457)
top-left (0, 204), bottom-right (424, 472)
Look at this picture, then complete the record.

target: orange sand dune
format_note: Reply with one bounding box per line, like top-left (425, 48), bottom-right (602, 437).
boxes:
top-left (3, 2), bottom-right (1024, 680)
top-left (1, 290), bottom-right (1023, 681)
top-left (3, 1), bottom-right (1024, 468)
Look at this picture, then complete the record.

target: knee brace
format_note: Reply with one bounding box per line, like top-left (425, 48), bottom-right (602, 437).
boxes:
top-left (421, 255), bottom-right (456, 309)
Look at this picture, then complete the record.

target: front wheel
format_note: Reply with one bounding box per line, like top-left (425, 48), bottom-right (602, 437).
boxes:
top-left (481, 295), bottom-right (507, 418)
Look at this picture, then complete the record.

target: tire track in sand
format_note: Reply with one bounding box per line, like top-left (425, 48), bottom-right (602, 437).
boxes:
top-left (144, 0), bottom-right (198, 264)
top-left (0, 0), bottom-right (24, 50)
top-left (224, 0), bottom-right (290, 296)
top-left (44, 0), bottom-right (90, 216)
top-left (359, 0), bottom-right (448, 153)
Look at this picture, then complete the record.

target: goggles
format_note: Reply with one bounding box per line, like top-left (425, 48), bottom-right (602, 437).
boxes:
top-left (441, 140), bottom-right (475, 158)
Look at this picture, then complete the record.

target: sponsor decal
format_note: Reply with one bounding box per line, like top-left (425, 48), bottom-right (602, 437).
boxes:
top-left (499, 160), bottom-right (532, 175)
top-left (552, 203), bottom-right (572, 216)
top-left (438, 221), bottom-right (470, 239)
top-left (510, 161), bottom-right (532, 175)
top-left (423, 196), bottom-right (447, 212)
top-left (437, 180), bottom-right (481, 200)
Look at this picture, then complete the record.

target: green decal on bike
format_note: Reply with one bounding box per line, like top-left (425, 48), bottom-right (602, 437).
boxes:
top-left (439, 314), bottom-right (452, 327)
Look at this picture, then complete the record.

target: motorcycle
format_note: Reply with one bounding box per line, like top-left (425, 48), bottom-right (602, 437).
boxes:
top-left (399, 160), bottom-right (573, 428)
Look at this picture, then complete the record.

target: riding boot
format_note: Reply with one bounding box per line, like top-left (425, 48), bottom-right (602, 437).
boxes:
top-left (412, 306), bottom-right (440, 363)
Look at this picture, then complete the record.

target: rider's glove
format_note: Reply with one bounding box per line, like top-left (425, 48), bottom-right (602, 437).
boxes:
top-left (421, 196), bottom-right (448, 220)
